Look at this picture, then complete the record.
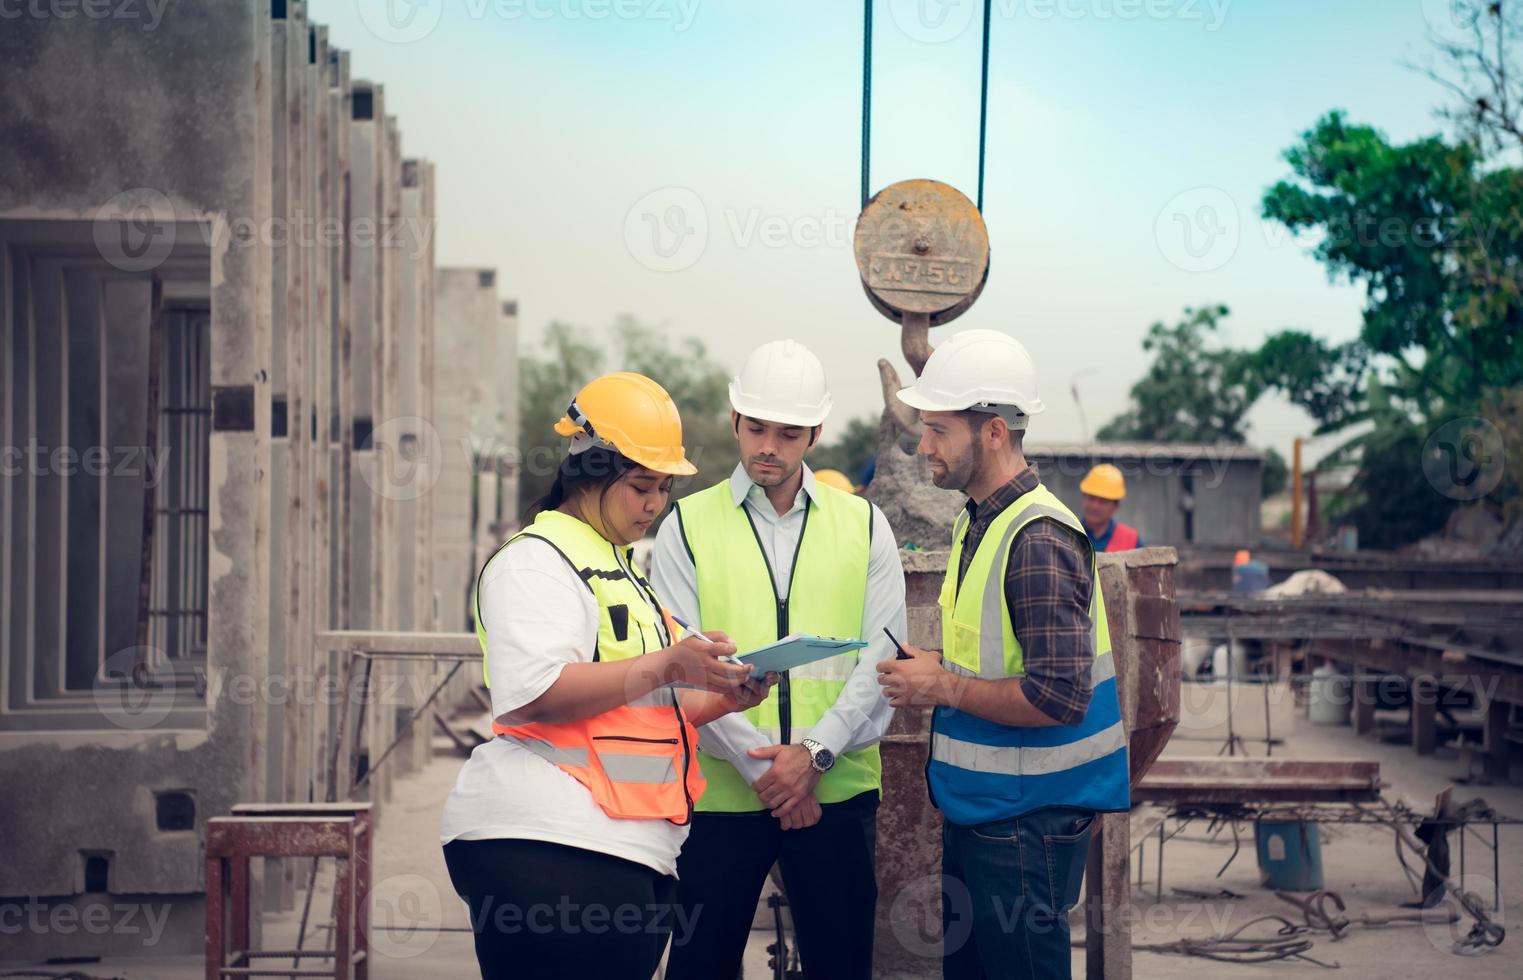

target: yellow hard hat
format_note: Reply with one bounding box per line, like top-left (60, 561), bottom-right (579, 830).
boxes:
top-left (554, 372), bottom-right (698, 476)
top-left (1080, 463), bottom-right (1126, 501)
top-left (814, 469), bottom-right (854, 493)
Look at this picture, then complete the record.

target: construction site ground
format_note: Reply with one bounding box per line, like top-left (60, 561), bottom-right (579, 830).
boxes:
top-left (7, 681), bottom-right (1521, 979)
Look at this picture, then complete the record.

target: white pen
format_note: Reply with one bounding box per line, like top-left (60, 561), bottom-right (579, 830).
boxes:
top-left (671, 613), bottom-right (746, 668)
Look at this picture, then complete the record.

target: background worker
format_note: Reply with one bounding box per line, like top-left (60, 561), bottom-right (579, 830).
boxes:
top-left (441, 373), bottom-right (775, 980)
top-left (878, 330), bottom-right (1131, 980)
top-left (651, 340), bottom-right (907, 980)
top-left (1078, 463), bottom-right (1144, 551)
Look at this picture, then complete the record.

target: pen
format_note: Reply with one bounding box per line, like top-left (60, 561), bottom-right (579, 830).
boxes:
top-left (883, 626), bottom-right (912, 661)
top-left (672, 614), bottom-right (746, 668)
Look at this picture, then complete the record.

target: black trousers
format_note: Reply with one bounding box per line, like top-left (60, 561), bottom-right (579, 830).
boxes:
top-left (443, 837), bottom-right (678, 980)
top-left (664, 790), bottom-right (880, 980)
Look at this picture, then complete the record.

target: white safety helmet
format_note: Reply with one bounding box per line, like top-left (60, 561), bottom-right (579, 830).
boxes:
top-left (728, 339), bottom-right (833, 427)
top-left (895, 329), bottom-right (1045, 429)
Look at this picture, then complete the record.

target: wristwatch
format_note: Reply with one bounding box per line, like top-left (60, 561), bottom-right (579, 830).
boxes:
top-left (800, 738), bottom-right (835, 773)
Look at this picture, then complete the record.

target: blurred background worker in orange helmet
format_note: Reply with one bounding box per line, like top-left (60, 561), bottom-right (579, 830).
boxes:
top-left (1078, 464), bottom-right (1144, 552)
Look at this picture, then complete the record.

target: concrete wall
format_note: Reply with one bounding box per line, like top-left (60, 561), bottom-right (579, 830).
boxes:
top-left (1028, 443), bottom-right (1264, 548)
top-left (0, 0), bottom-right (270, 957)
top-left (0, 3), bottom-right (511, 959)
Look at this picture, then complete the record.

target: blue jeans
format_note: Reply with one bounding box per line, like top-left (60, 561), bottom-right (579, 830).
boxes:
top-left (941, 807), bottom-right (1096, 980)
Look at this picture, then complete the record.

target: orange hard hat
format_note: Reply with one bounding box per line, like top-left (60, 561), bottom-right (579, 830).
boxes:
top-left (554, 373), bottom-right (697, 476)
top-left (814, 469), bottom-right (855, 493)
top-left (1080, 463), bottom-right (1126, 501)
top-left (1233, 550), bottom-right (1252, 566)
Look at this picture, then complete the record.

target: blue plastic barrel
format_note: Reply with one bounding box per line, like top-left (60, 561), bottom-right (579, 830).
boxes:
top-left (1255, 821), bottom-right (1323, 891)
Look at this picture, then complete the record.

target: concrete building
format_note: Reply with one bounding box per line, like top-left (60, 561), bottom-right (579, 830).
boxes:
top-left (1028, 442), bottom-right (1265, 548)
top-left (0, 2), bottom-right (515, 959)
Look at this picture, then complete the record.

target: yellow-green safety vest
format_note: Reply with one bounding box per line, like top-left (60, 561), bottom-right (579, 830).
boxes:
top-left (673, 479), bottom-right (879, 812)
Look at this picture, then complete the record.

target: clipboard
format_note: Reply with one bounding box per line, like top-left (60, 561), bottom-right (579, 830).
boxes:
top-left (734, 633), bottom-right (867, 679)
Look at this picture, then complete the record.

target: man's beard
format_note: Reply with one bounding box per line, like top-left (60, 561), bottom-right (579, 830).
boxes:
top-left (930, 438), bottom-right (983, 492)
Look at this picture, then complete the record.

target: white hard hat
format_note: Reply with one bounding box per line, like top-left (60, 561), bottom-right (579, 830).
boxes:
top-left (895, 329), bottom-right (1045, 428)
top-left (729, 339), bottom-right (833, 427)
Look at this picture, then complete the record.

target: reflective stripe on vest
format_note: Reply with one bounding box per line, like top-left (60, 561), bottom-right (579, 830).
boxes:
top-left (675, 478), bottom-right (879, 811)
top-left (931, 484), bottom-right (1131, 825)
top-left (473, 510), bottom-right (705, 824)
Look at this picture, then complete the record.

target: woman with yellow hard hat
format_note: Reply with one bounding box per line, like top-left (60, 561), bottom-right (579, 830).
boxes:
top-left (441, 372), bottom-right (777, 980)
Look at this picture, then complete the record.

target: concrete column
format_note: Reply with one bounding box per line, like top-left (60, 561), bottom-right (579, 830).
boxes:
top-left (1483, 693), bottom-right (1510, 782)
top-left (1411, 675), bottom-right (1438, 755)
top-left (1353, 674), bottom-right (1378, 735)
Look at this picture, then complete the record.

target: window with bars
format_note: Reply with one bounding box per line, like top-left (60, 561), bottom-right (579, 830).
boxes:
top-left (0, 221), bottom-right (209, 730)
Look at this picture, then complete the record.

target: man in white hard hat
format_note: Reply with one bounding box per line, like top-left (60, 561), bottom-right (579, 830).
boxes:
top-left (877, 329), bottom-right (1130, 980)
top-left (653, 339), bottom-right (906, 980)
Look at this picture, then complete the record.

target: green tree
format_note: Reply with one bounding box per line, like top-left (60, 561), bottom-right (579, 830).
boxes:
top-left (1258, 107), bottom-right (1523, 544)
top-left (1097, 304), bottom-right (1263, 443)
top-left (810, 416), bottom-right (879, 485)
top-left (516, 318), bottom-right (736, 515)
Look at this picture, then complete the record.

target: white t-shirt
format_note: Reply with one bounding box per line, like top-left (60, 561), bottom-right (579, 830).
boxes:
top-left (439, 535), bottom-right (688, 877)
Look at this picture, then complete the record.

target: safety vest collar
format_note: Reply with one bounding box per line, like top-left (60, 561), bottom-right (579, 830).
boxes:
top-left (945, 484), bottom-right (1109, 680)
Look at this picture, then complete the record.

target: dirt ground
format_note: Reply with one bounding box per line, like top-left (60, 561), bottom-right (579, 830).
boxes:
top-left (7, 679), bottom-right (1520, 979)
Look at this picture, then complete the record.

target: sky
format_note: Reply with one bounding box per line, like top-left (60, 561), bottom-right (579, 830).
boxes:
top-left (310, 0), bottom-right (1467, 463)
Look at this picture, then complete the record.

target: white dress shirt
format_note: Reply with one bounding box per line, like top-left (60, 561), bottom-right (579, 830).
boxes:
top-left (650, 463), bottom-right (906, 786)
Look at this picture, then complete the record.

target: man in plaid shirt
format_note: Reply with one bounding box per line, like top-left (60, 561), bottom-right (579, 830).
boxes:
top-left (879, 329), bottom-right (1130, 980)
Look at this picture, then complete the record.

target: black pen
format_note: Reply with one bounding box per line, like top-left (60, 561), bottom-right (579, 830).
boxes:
top-left (883, 627), bottom-right (912, 660)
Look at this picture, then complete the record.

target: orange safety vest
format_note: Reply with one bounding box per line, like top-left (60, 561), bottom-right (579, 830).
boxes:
top-left (1106, 522), bottom-right (1139, 552)
top-left (475, 510), bottom-right (706, 825)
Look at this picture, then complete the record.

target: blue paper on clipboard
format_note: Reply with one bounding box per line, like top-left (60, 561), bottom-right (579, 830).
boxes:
top-left (735, 633), bottom-right (867, 679)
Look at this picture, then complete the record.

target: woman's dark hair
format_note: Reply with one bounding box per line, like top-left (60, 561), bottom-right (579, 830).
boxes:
top-left (523, 445), bottom-right (640, 525)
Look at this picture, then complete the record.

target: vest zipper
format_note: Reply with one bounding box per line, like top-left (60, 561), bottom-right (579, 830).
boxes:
top-left (592, 734), bottom-right (679, 744)
top-left (740, 496), bottom-right (811, 746)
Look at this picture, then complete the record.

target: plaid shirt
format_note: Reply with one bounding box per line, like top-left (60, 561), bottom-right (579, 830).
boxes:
top-left (955, 465), bottom-right (1095, 726)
